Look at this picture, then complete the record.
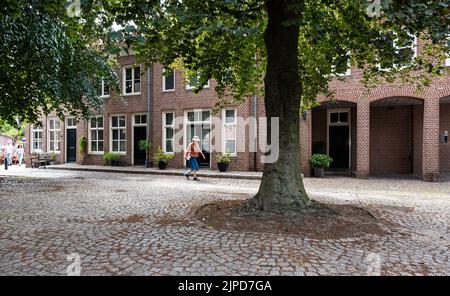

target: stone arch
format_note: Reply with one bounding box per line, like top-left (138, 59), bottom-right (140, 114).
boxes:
top-left (369, 96), bottom-right (424, 177)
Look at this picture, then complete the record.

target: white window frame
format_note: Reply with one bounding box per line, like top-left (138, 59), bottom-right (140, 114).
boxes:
top-left (122, 65), bottom-right (141, 95)
top-left (335, 67), bottom-right (352, 77)
top-left (66, 117), bottom-right (77, 129)
top-left (31, 125), bottom-right (43, 153)
top-left (222, 109), bottom-right (237, 156)
top-left (133, 114), bottom-right (147, 127)
top-left (47, 118), bottom-right (61, 153)
top-left (110, 115), bottom-right (127, 154)
top-left (162, 111), bottom-right (175, 154)
top-left (162, 68), bottom-right (175, 92)
top-left (378, 34), bottom-right (418, 71)
top-left (183, 109), bottom-right (212, 168)
top-left (88, 115), bottom-right (104, 155)
top-left (445, 56), bottom-right (450, 67)
top-left (100, 78), bottom-right (110, 98)
top-left (185, 74), bottom-right (210, 90)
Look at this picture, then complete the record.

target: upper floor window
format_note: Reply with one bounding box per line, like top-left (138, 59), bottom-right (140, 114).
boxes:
top-left (100, 78), bottom-right (110, 98)
top-left (123, 65), bottom-right (141, 95)
top-left (163, 68), bottom-right (175, 92)
top-left (379, 32), bottom-right (417, 71)
top-left (186, 74), bottom-right (210, 90)
top-left (48, 118), bottom-right (61, 153)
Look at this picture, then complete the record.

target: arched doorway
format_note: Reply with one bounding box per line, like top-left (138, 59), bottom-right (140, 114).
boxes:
top-left (370, 97), bottom-right (423, 176)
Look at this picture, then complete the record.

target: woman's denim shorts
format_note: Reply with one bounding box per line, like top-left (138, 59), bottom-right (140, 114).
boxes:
top-left (189, 157), bottom-right (199, 171)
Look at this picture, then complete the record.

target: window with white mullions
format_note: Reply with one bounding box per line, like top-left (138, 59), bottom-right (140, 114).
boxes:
top-left (378, 32), bottom-right (417, 71)
top-left (162, 68), bottom-right (175, 91)
top-left (111, 115), bottom-right (126, 153)
top-left (48, 118), bottom-right (61, 152)
top-left (223, 109), bottom-right (237, 155)
top-left (100, 78), bottom-right (110, 97)
top-left (123, 66), bottom-right (141, 95)
top-left (31, 124), bottom-right (43, 152)
top-left (89, 115), bottom-right (104, 153)
top-left (163, 112), bottom-right (174, 153)
top-left (186, 74), bottom-right (210, 89)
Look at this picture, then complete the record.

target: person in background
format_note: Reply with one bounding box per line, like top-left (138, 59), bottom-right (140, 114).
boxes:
top-left (5, 142), bottom-right (13, 166)
top-left (16, 145), bottom-right (24, 166)
top-left (184, 136), bottom-right (205, 181)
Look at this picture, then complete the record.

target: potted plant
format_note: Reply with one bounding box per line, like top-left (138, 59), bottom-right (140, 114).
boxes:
top-left (216, 153), bottom-right (231, 172)
top-left (49, 152), bottom-right (57, 165)
top-left (138, 139), bottom-right (152, 168)
top-left (79, 136), bottom-right (88, 165)
top-left (310, 154), bottom-right (333, 178)
top-left (153, 147), bottom-right (173, 169)
top-left (103, 152), bottom-right (121, 166)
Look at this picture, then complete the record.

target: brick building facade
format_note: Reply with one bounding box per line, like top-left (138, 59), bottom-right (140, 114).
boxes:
top-left (25, 51), bottom-right (450, 181)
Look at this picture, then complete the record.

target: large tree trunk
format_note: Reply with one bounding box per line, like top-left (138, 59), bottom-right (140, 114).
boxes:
top-left (246, 0), bottom-right (311, 213)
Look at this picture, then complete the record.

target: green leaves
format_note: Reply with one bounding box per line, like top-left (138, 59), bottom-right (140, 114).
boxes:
top-left (0, 0), bottom-right (118, 125)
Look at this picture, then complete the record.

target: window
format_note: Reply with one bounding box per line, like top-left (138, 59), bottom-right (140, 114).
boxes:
top-left (89, 116), bottom-right (104, 153)
top-left (31, 124), bottom-right (43, 152)
top-left (334, 66), bottom-right (352, 77)
top-left (48, 118), bottom-right (61, 152)
top-left (162, 68), bottom-right (175, 91)
top-left (123, 65), bottom-right (141, 95)
top-left (163, 112), bottom-right (174, 153)
top-left (329, 111), bottom-right (349, 125)
top-left (66, 117), bottom-right (77, 128)
top-left (134, 114), bottom-right (147, 126)
top-left (110, 115), bottom-right (126, 153)
top-left (186, 74), bottom-right (210, 89)
top-left (379, 32), bottom-right (417, 71)
top-left (223, 109), bottom-right (237, 155)
top-left (100, 78), bottom-right (110, 97)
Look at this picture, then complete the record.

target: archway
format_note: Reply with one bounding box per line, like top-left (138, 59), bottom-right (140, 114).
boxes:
top-left (370, 96), bottom-right (424, 176)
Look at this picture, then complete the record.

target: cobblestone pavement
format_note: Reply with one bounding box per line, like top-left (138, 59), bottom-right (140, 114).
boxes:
top-left (0, 167), bottom-right (449, 275)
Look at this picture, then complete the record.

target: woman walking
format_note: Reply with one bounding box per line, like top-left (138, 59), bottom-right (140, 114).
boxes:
top-left (184, 136), bottom-right (205, 181)
top-left (16, 145), bottom-right (24, 166)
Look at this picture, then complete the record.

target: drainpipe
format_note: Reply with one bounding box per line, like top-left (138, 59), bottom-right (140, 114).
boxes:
top-left (146, 65), bottom-right (153, 167)
top-left (252, 94), bottom-right (258, 171)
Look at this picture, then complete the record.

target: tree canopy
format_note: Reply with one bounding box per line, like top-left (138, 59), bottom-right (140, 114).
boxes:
top-left (0, 0), bottom-right (117, 125)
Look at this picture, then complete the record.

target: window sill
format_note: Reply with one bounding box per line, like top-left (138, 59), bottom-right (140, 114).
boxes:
top-left (88, 152), bottom-right (104, 155)
top-left (100, 95), bottom-right (110, 99)
top-left (122, 93), bottom-right (141, 97)
top-left (162, 89), bottom-right (175, 92)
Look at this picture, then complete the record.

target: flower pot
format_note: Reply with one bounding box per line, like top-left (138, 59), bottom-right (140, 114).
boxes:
top-left (110, 160), bottom-right (121, 167)
top-left (158, 161), bottom-right (168, 170)
top-left (217, 162), bottom-right (229, 172)
top-left (145, 161), bottom-right (152, 168)
top-left (313, 167), bottom-right (325, 178)
top-left (49, 161), bottom-right (56, 165)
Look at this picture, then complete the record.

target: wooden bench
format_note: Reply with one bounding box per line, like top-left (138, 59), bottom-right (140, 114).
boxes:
top-left (30, 155), bottom-right (49, 169)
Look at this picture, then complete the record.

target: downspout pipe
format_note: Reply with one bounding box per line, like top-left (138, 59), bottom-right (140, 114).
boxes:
top-left (252, 95), bottom-right (258, 171)
top-left (146, 65), bottom-right (153, 167)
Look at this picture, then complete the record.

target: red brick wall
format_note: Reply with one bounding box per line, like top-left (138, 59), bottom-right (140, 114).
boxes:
top-left (370, 106), bottom-right (415, 174)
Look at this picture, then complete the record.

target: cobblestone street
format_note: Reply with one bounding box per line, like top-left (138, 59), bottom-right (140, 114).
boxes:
top-left (1, 168), bottom-right (449, 275)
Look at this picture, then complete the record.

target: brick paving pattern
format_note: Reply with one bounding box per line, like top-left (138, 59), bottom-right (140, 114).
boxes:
top-left (0, 168), bottom-right (449, 275)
